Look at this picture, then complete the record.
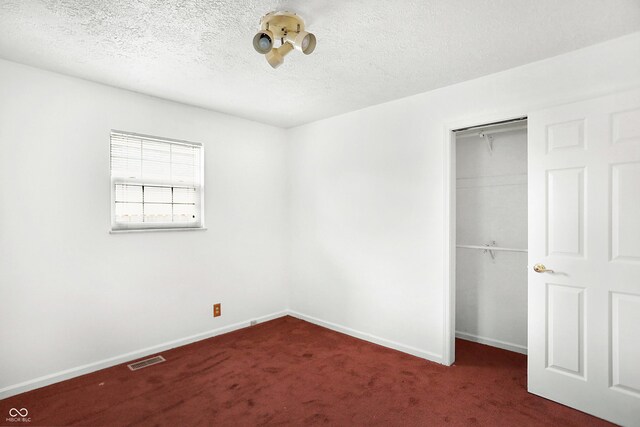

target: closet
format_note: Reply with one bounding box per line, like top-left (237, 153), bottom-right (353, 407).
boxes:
top-left (455, 119), bottom-right (528, 354)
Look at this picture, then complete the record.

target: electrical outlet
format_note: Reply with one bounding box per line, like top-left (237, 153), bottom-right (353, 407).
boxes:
top-left (213, 303), bottom-right (221, 317)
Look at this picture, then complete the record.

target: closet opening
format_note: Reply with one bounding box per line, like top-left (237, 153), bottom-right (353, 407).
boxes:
top-left (451, 117), bottom-right (528, 362)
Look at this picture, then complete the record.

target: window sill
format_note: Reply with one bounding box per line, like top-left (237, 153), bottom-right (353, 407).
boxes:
top-left (110, 227), bottom-right (207, 234)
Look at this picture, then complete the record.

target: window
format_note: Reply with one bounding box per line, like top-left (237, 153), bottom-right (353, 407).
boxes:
top-left (110, 131), bottom-right (203, 231)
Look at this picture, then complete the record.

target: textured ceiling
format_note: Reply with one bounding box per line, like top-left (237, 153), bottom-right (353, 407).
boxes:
top-left (1, 1), bottom-right (639, 128)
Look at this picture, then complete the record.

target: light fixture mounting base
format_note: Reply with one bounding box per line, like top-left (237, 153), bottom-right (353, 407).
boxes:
top-left (260, 11), bottom-right (305, 39)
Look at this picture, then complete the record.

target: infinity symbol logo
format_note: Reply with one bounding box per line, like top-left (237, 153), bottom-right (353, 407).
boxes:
top-left (8, 408), bottom-right (28, 417)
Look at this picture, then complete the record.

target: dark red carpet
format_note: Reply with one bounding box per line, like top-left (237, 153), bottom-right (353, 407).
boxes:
top-left (1, 316), bottom-right (611, 426)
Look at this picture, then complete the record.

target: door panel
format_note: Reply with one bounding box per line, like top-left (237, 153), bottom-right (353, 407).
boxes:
top-left (547, 119), bottom-right (585, 152)
top-left (528, 89), bottom-right (640, 426)
top-left (611, 292), bottom-right (640, 397)
top-left (612, 108), bottom-right (640, 145)
top-left (546, 283), bottom-right (584, 377)
top-left (547, 168), bottom-right (585, 257)
top-left (611, 162), bottom-right (640, 261)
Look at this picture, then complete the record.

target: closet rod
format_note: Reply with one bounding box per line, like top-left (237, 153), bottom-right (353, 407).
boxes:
top-left (455, 124), bottom-right (527, 139)
top-left (453, 116), bottom-right (527, 133)
top-left (456, 244), bottom-right (527, 253)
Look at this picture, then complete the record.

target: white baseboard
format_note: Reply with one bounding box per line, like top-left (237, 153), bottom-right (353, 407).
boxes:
top-left (455, 330), bottom-right (527, 355)
top-left (0, 310), bottom-right (288, 400)
top-left (288, 310), bottom-right (443, 364)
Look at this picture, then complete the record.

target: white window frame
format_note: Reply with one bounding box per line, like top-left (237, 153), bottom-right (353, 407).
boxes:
top-left (110, 130), bottom-right (205, 232)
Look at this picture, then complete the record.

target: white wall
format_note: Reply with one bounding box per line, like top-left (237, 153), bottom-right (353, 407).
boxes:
top-left (455, 129), bottom-right (528, 353)
top-left (287, 32), bottom-right (640, 362)
top-left (0, 59), bottom-right (289, 395)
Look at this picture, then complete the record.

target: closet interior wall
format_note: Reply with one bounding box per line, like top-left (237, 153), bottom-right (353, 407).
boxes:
top-left (455, 126), bottom-right (528, 354)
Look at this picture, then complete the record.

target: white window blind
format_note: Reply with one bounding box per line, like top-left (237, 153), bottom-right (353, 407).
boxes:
top-left (110, 131), bottom-right (203, 231)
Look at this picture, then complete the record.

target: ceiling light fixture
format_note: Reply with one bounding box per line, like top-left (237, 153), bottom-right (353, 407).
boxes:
top-left (252, 11), bottom-right (316, 69)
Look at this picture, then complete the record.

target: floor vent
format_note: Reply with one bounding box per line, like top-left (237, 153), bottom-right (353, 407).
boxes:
top-left (128, 355), bottom-right (166, 371)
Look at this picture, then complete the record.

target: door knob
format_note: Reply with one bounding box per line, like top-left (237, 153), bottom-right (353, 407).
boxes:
top-left (533, 263), bottom-right (554, 273)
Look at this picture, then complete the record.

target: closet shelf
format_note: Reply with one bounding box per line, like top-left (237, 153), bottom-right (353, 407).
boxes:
top-left (456, 244), bottom-right (527, 253)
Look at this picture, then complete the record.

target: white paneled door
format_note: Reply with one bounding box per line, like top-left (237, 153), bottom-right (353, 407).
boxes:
top-left (528, 89), bottom-right (640, 426)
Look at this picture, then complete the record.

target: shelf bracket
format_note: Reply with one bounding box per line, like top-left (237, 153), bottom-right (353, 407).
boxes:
top-left (483, 240), bottom-right (497, 260)
top-left (479, 132), bottom-right (494, 155)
